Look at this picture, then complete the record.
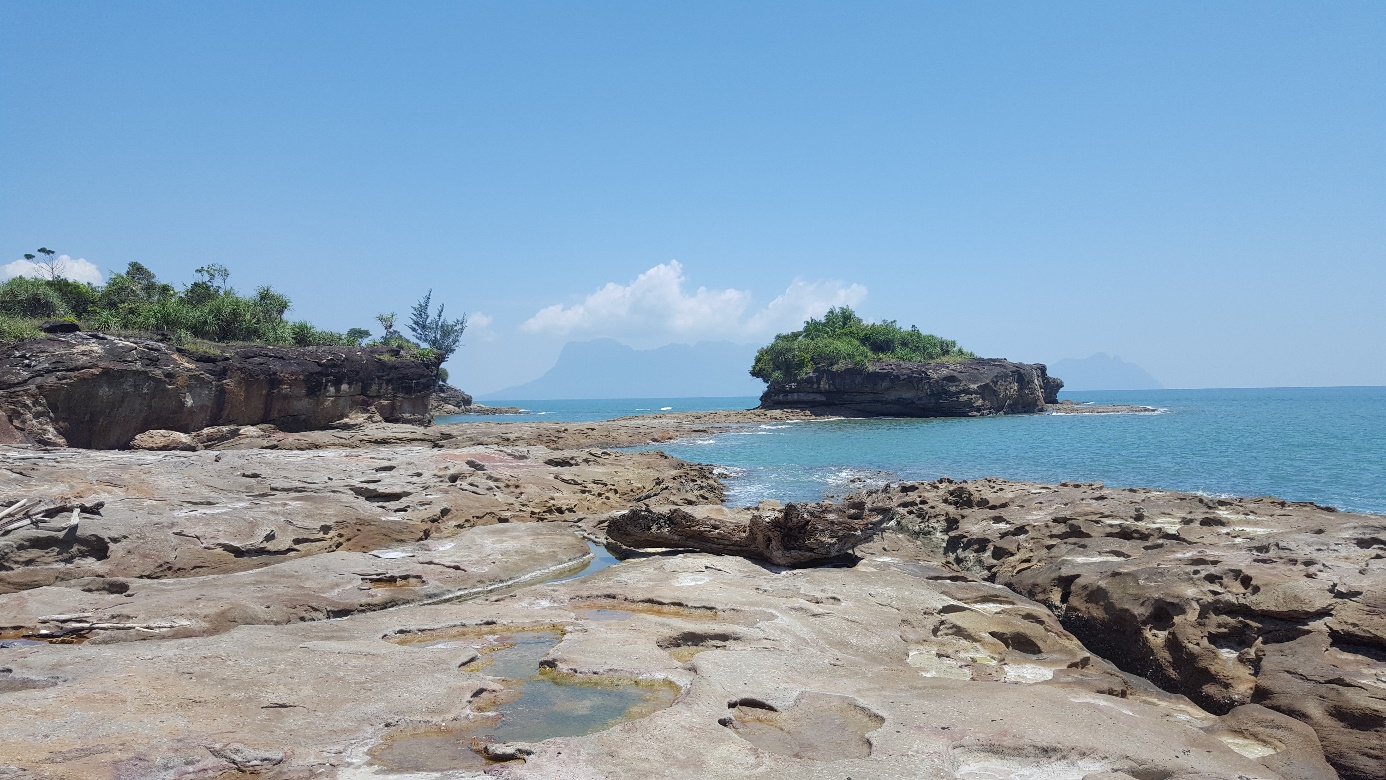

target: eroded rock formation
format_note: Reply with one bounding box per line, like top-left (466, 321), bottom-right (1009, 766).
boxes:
top-left (861, 476), bottom-right (1386, 780)
top-left (758, 358), bottom-right (1063, 417)
top-left (0, 333), bottom-right (439, 448)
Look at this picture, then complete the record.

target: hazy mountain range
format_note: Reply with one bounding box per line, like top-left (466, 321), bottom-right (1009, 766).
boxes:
top-left (480, 339), bottom-right (765, 400)
top-left (1048, 353), bottom-right (1163, 391)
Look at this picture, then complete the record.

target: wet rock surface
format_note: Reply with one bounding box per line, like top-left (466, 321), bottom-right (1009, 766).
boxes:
top-left (0, 333), bottom-right (439, 448)
top-left (758, 358), bottom-right (1063, 417)
top-left (860, 476), bottom-right (1386, 780)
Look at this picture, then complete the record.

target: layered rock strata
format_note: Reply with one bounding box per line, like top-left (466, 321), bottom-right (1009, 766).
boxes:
top-left (855, 477), bottom-right (1386, 780)
top-left (758, 358), bottom-right (1064, 417)
top-left (0, 333), bottom-right (439, 448)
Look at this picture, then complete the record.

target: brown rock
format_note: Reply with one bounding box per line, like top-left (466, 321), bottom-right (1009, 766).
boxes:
top-left (872, 476), bottom-right (1386, 780)
top-left (0, 333), bottom-right (439, 448)
top-left (128, 429), bottom-right (198, 451)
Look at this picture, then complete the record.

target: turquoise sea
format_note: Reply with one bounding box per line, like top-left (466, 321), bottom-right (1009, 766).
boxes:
top-left (442, 387), bottom-right (1386, 515)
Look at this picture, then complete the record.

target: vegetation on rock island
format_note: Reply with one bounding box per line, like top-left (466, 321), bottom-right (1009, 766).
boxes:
top-left (750, 306), bottom-right (976, 383)
top-left (0, 252), bottom-right (466, 370)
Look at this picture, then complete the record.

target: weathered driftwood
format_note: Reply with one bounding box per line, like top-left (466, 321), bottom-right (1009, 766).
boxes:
top-left (0, 500), bottom-right (103, 535)
top-left (0, 498), bottom-right (34, 521)
top-left (32, 616), bottom-right (192, 638)
top-left (607, 499), bottom-right (895, 566)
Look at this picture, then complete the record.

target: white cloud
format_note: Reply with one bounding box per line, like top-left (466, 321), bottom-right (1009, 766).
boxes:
top-left (746, 279), bottom-right (869, 335)
top-left (1, 255), bottom-right (104, 285)
top-left (466, 311), bottom-right (497, 342)
top-left (521, 261), bottom-right (867, 345)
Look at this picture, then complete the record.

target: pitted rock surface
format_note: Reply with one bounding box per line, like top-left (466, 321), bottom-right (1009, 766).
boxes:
top-left (865, 476), bottom-right (1385, 780)
top-left (0, 532), bottom-right (1329, 780)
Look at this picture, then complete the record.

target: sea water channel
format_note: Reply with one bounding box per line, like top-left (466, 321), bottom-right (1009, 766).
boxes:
top-left (446, 387), bottom-right (1386, 514)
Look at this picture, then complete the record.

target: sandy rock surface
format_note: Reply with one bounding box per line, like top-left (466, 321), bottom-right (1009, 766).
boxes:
top-left (0, 526), bottom-right (1330, 780)
top-left (0, 444), bottom-right (720, 593)
top-left (862, 476), bottom-right (1386, 780)
top-left (0, 429), bottom-right (1365, 780)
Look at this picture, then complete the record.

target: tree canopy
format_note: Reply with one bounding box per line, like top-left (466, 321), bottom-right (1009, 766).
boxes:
top-left (749, 306), bottom-right (975, 383)
top-left (1, 254), bottom-right (388, 350)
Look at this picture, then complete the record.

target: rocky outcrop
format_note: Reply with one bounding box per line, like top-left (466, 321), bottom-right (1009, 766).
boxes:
top-left (429, 382), bottom-right (473, 415)
top-left (866, 476), bottom-right (1386, 780)
top-left (758, 358), bottom-right (1063, 417)
top-left (0, 333), bottom-right (440, 448)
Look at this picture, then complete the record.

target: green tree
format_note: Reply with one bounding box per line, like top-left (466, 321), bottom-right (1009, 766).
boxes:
top-left (750, 306), bottom-right (975, 383)
top-left (406, 289), bottom-right (467, 362)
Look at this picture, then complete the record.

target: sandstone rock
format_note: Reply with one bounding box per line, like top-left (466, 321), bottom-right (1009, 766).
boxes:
top-left (429, 382), bottom-right (472, 415)
top-left (607, 499), bottom-right (893, 565)
top-left (0, 333), bottom-right (439, 448)
top-left (127, 429), bottom-right (197, 451)
top-left (0, 444), bottom-right (723, 592)
top-left (758, 358), bottom-right (1063, 417)
top-left (0, 538), bottom-right (1324, 779)
top-left (872, 476), bottom-right (1386, 780)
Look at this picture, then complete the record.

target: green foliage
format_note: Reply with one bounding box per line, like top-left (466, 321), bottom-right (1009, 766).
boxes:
top-left (750, 306), bottom-right (976, 383)
top-left (406, 290), bottom-right (467, 362)
top-left (1, 255), bottom-right (438, 365)
top-left (0, 277), bottom-right (71, 319)
top-left (0, 314), bottom-right (42, 345)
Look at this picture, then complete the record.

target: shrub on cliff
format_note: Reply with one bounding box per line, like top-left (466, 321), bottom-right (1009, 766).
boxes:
top-left (0, 277), bottom-right (71, 319)
top-left (750, 307), bottom-right (975, 383)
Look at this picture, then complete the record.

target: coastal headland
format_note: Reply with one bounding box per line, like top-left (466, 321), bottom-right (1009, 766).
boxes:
top-left (0, 404), bottom-right (1378, 780)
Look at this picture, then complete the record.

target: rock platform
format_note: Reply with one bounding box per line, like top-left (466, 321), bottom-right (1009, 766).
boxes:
top-left (0, 415), bottom-right (1372, 780)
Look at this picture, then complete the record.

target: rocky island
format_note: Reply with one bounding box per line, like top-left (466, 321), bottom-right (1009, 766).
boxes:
top-left (750, 306), bottom-right (1071, 417)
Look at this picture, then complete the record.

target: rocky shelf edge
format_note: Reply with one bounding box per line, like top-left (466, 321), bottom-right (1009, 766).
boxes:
top-left (843, 476), bottom-right (1385, 780)
top-left (758, 358), bottom-right (1064, 417)
top-left (0, 332), bottom-right (439, 449)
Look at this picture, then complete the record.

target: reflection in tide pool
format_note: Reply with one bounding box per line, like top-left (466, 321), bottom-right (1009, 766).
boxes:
top-left (372, 629), bottom-right (679, 771)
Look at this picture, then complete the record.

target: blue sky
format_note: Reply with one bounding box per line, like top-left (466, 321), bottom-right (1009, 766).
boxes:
top-left (2, 2), bottom-right (1382, 393)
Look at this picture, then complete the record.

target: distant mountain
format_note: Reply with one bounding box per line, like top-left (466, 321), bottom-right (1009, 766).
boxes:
top-left (479, 339), bottom-right (765, 400)
top-left (1049, 353), bottom-right (1163, 391)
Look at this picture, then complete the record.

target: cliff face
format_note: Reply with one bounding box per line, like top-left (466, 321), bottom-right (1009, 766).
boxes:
top-left (758, 358), bottom-right (1063, 417)
top-left (0, 333), bottom-right (439, 449)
